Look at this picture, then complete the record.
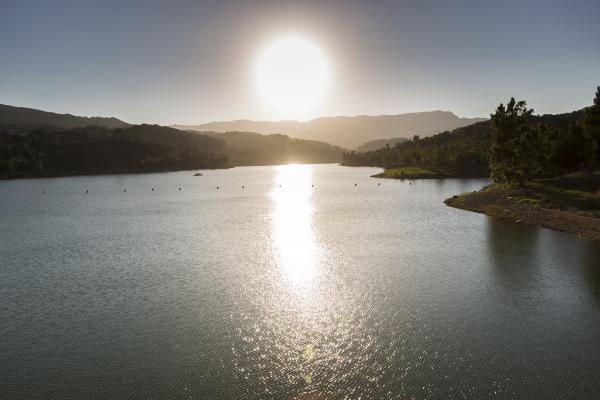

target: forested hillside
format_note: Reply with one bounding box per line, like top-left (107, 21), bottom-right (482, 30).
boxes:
top-left (0, 124), bottom-right (345, 178)
top-left (343, 110), bottom-right (585, 177)
top-left (0, 125), bottom-right (229, 176)
top-left (207, 131), bottom-right (344, 165)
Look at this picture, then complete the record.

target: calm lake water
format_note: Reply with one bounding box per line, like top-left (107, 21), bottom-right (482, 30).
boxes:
top-left (1, 164), bottom-right (599, 399)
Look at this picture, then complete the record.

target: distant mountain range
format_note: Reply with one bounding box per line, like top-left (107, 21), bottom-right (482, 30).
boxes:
top-left (0, 105), bottom-right (344, 177)
top-left (343, 110), bottom-right (586, 174)
top-left (0, 104), bottom-right (129, 134)
top-left (0, 103), bottom-right (489, 177)
top-left (173, 111), bottom-right (486, 149)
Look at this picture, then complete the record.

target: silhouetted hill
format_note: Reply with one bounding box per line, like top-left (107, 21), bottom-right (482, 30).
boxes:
top-left (0, 125), bottom-right (228, 177)
top-left (0, 124), bottom-right (346, 178)
top-left (173, 111), bottom-right (486, 149)
top-left (355, 137), bottom-right (408, 152)
top-left (0, 104), bottom-right (129, 134)
top-left (203, 131), bottom-right (345, 165)
top-left (343, 110), bottom-right (585, 172)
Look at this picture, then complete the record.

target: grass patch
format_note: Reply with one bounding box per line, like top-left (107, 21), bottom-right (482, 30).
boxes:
top-left (372, 166), bottom-right (450, 179)
top-left (444, 169), bottom-right (600, 240)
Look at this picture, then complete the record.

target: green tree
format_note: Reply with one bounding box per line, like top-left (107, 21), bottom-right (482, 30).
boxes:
top-left (582, 86), bottom-right (600, 165)
top-left (489, 98), bottom-right (539, 185)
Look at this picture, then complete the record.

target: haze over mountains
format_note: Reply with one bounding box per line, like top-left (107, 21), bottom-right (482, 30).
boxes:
top-left (173, 111), bottom-right (486, 149)
top-left (0, 104), bottom-right (342, 177)
top-left (1, 104), bottom-right (486, 150)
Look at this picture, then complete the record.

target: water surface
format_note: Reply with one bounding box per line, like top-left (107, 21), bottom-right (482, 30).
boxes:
top-left (1, 164), bottom-right (599, 399)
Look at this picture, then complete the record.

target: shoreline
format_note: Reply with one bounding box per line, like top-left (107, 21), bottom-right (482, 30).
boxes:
top-left (444, 181), bottom-right (600, 241)
top-left (370, 166), bottom-right (488, 180)
top-left (0, 167), bottom-right (230, 181)
top-left (0, 162), bottom-right (342, 181)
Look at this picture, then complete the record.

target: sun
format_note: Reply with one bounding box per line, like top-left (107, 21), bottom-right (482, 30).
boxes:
top-left (255, 35), bottom-right (331, 119)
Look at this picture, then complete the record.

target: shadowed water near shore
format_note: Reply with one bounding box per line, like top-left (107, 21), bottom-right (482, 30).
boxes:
top-left (1, 164), bottom-right (599, 399)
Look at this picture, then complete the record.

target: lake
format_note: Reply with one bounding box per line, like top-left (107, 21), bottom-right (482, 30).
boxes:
top-left (1, 164), bottom-right (599, 399)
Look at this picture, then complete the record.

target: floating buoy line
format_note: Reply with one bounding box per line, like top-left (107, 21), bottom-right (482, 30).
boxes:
top-left (40, 182), bottom-right (399, 195)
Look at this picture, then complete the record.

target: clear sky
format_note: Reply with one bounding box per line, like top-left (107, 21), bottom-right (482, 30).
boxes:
top-left (1, 0), bottom-right (599, 124)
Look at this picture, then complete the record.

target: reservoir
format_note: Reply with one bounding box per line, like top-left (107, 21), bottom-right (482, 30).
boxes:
top-left (1, 164), bottom-right (599, 399)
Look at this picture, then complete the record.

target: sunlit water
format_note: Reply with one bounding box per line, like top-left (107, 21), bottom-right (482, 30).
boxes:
top-left (1, 164), bottom-right (599, 399)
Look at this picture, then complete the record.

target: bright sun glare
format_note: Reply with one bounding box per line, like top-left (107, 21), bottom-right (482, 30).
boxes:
top-left (255, 35), bottom-right (331, 119)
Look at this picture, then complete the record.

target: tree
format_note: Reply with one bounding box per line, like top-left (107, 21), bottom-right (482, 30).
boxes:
top-left (582, 86), bottom-right (600, 165)
top-left (489, 98), bottom-right (539, 185)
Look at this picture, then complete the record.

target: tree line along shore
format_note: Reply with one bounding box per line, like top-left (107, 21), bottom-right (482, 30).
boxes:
top-left (0, 125), bottom-right (344, 179)
top-left (344, 86), bottom-right (600, 240)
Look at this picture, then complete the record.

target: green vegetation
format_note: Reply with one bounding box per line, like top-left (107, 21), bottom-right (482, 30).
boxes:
top-left (0, 125), bottom-right (230, 177)
top-left (343, 103), bottom-right (591, 181)
top-left (207, 131), bottom-right (343, 165)
top-left (372, 166), bottom-right (457, 179)
top-left (0, 122), bottom-right (344, 178)
top-left (445, 87), bottom-right (600, 239)
top-left (488, 97), bottom-right (591, 184)
top-left (445, 170), bottom-right (600, 240)
top-left (342, 122), bottom-right (492, 173)
top-left (582, 86), bottom-right (600, 165)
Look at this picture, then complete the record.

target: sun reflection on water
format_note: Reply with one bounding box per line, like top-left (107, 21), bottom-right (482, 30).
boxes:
top-left (232, 165), bottom-right (374, 398)
top-left (270, 164), bottom-right (322, 296)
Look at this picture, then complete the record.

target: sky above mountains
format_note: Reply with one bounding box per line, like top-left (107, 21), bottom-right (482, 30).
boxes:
top-left (1, 0), bottom-right (599, 125)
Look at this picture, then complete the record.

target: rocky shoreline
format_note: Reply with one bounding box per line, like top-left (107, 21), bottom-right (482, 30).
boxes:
top-left (444, 182), bottom-right (600, 241)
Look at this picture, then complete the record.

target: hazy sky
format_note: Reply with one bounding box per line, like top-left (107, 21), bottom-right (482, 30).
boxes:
top-left (1, 0), bottom-right (599, 124)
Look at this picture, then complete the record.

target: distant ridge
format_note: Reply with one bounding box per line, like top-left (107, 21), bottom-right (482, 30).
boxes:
top-left (0, 104), bottom-right (129, 134)
top-left (173, 111), bottom-right (487, 149)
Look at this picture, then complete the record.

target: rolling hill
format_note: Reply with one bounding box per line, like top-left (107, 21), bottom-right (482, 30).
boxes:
top-left (0, 104), bottom-right (129, 134)
top-left (173, 111), bottom-right (486, 149)
top-left (206, 131), bottom-right (344, 165)
top-left (343, 110), bottom-right (585, 173)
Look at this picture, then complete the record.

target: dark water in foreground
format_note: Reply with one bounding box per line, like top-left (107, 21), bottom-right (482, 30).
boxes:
top-left (1, 164), bottom-right (599, 399)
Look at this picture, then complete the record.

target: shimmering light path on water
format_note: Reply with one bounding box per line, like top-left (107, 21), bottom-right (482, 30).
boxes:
top-left (1, 164), bottom-right (599, 399)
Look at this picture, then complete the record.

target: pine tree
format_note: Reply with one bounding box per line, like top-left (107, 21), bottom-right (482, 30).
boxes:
top-left (582, 86), bottom-right (600, 165)
top-left (489, 98), bottom-right (538, 184)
